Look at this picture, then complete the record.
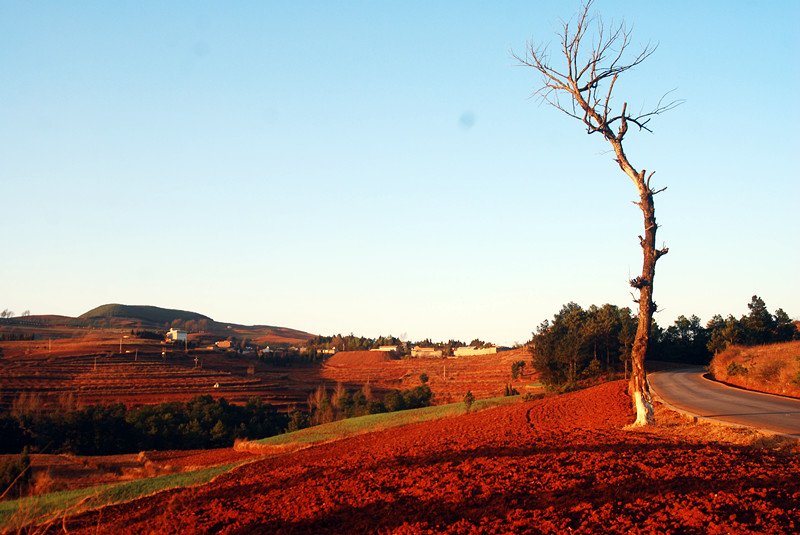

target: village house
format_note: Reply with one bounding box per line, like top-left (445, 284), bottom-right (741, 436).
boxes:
top-left (411, 346), bottom-right (443, 358)
top-left (453, 346), bottom-right (498, 357)
top-left (165, 328), bottom-right (187, 342)
top-left (369, 345), bottom-right (399, 353)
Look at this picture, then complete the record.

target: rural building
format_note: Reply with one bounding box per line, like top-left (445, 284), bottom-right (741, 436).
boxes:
top-left (166, 328), bottom-right (187, 342)
top-left (453, 346), bottom-right (498, 357)
top-left (370, 345), bottom-right (399, 353)
top-left (215, 340), bottom-right (232, 349)
top-left (411, 346), bottom-right (443, 358)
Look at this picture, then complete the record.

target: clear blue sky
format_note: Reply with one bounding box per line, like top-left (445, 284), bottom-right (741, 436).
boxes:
top-left (2, 1), bottom-right (798, 346)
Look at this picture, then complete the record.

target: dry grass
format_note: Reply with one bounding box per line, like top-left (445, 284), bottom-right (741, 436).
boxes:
top-left (232, 438), bottom-right (309, 456)
top-left (708, 340), bottom-right (800, 398)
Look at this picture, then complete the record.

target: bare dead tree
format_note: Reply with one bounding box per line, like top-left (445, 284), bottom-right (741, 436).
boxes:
top-left (513, 0), bottom-right (681, 425)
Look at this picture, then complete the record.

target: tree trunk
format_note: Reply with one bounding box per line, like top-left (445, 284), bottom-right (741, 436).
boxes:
top-left (610, 139), bottom-right (665, 426)
top-left (629, 189), bottom-right (658, 426)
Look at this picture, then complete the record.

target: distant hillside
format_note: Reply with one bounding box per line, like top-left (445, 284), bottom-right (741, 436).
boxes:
top-left (80, 304), bottom-right (211, 324)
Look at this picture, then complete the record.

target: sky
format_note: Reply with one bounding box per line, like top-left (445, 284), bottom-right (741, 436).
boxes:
top-left (2, 1), bottom-right (798, 346)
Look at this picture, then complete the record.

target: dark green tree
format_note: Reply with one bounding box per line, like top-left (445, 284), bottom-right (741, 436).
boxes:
top-left (742, 295), bottom-right (775, 345)
top-left (706, 314), bottom-right (740, 354)
top-left (774, 309), bottom-right (797, 342)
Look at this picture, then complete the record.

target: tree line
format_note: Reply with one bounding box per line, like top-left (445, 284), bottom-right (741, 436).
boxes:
top-left (530, 295), bottom-right (797, 390)
top-left (0, 382), bottom-right (436, 456)
top-left (301, 383), bottom-right (434, 427)
top-left (0, 395), bottom-right (287, 456)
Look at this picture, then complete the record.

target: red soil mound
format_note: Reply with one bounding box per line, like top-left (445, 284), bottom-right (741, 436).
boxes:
top-left (45, 381), bottom-right (800, 534)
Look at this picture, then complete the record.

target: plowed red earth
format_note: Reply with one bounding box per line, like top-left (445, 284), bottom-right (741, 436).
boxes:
top-left (48, 381), bottom-right (800, 534)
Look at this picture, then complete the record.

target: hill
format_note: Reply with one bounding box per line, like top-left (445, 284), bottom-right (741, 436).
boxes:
top-left (79, 304), bottom-right (211, 324)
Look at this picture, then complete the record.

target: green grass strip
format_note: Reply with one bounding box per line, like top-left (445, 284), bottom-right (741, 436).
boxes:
top-left (0, 461), bottom-right (243, 532)
top-left (255, 395), bottom-right (522, 446)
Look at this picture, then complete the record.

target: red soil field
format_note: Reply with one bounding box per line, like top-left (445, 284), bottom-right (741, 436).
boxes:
top-left (43, 381), bottom-right (800, 534)
top-left (0, 336), bottom-right (317, 409)
top-left (321, 348), bottom-right (538, 403)
top-left (1, 334), bottom-right (535, 411)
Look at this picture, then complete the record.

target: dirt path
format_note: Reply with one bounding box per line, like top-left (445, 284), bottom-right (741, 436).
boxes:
top-left (42, 381), bottom-right (800, 534)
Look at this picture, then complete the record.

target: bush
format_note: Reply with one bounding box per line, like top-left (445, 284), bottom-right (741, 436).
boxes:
top-left (504, 384), bottom-right (519, 396)
top-left (402, 385), bottom-right (433, 409)
top-left (792, 356), bottom-right (800, 387)
top-left (0, 447), bottom-right (31, 498)
top-left (755, 359), bottom-right (785, 383)
top-left (463, 391), bottom-right (475, 413)
top-left (383, 390), bottom-right (405, 412)
top-left (726, 361), bottom-right (748, 377)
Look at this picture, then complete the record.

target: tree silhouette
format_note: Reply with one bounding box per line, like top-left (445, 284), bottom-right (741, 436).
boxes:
top-left (514, 0), bottom-right (681, 425)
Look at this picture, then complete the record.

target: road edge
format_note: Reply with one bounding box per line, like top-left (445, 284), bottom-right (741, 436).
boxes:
top-left (648, 370), bottom-right (800, 441)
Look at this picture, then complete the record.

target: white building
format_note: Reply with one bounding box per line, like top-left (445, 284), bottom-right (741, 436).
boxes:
top-left (453, 346), bottom-right (497, 357)
top-left (166, 328), bottom-right (187, 342)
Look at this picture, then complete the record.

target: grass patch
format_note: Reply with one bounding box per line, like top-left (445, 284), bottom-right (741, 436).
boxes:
top-left (255, 395), bottom-right (521, 447)
top-left (0, 461), bottom-right (243, 532)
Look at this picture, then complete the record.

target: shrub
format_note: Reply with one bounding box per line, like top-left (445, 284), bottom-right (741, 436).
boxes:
top-left (793, 356), bottom-right (800, 387)
top-left (504, 384), bottom-right (519, 396)
top-left (727, 362), bottom-right (748, 377)
top-left (285, 410), bottom-right (310, 433)
top-left (402, 385), bottom-right (433, 409)
top-left (755, 359), bottom-right (785, 383)
top-left (463, 391), bottom-right (475, 413)
top-left (0, 447), bottom-right (31, 499)
top-left (383, 390), bottom-right (405, 412)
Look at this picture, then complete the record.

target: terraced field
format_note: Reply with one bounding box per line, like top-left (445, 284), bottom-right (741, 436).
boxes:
top-left (0, 343), bottom-right (312, 409)
top-left (1, 331), bottom-right (536, 411)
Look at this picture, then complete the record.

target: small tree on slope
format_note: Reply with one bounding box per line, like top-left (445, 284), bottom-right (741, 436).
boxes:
top-left (514, 0), bottom-right (681, 425)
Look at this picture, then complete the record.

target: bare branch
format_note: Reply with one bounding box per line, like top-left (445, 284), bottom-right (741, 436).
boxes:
top-left (512, 0), bottom-right (681, 148)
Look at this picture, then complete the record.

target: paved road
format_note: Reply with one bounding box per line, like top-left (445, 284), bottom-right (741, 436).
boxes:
top-left (649, 366), bottom-right (800, 437)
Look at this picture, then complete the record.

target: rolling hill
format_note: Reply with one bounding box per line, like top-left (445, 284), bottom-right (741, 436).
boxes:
top-left (79, 304), bottom-right (212, 324)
